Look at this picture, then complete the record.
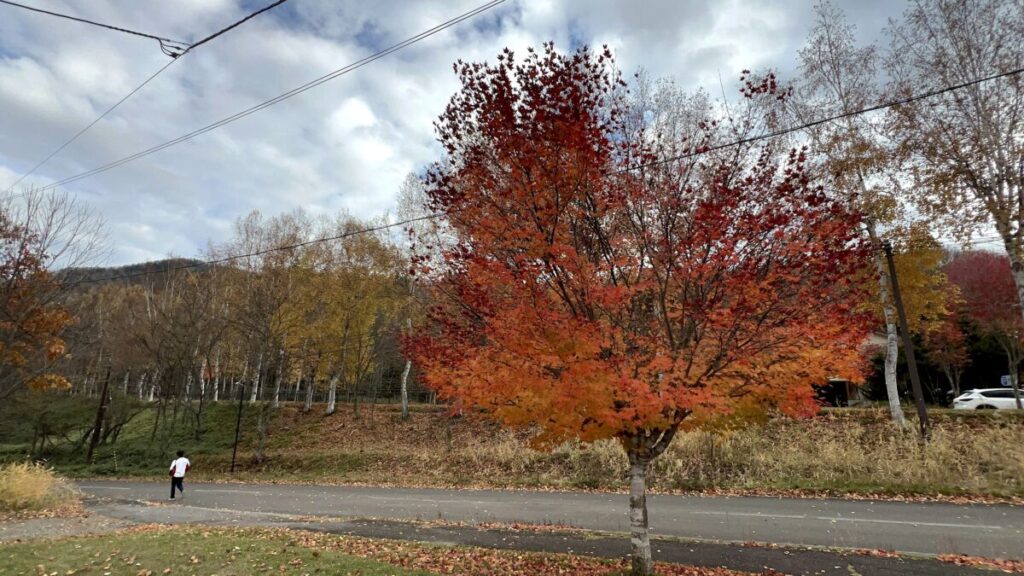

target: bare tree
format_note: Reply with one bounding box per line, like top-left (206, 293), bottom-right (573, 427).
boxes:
top-left (792, 2), bottom-right (910, 426)
top-left (887, 0), bottom-right (1024, 318)
top-left (0, 188), bottom-right (104, 400)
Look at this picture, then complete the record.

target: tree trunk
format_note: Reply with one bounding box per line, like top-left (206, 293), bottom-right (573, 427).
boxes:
top-left (272, 349), bottom-right (285, 409)
top-left (868, 227), bottom-right (908, 428)
top-left (325, 373), bottom-right (339, 415)
top-left (621, 425), bottom-right (681, 576)
top-left (1007, 249), bottom-right (1024, 327)
top-left (1002, 342), bottom-right (1024, 410)
top-left (400, 318), bottom-right (412, 420)
top-left (213, 351), bottom-right (221, 402)
top-left (1005, 253), bottom-right (1024, 410)
top-left (304, 377), bottom-right (315, 412)
top-left (399, 360), bottom-right (411, 418)
top-left (627, 458), bottom-right (652, 575)
top-left (250, 352), bottom-right (263, 403)
top-left (327, 322), bottom-right (350, 416)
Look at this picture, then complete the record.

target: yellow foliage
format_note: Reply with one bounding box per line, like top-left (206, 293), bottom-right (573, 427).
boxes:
top-left (26, 373), bottom-right (71, 392)
top-left (873, 223), bottom-right (951, 334)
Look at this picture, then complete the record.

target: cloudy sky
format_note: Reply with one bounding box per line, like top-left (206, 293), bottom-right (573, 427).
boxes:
top-left (0, 0), bottom-right (905, 265)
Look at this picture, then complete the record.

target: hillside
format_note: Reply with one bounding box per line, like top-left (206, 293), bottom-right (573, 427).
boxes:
top-left (58, 257), bottom-right (209, 285)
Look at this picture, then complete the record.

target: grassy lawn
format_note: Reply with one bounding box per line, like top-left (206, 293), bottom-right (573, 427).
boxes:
top-left (0, 526), bottom-right (432, 576)
top-left (0, 527), bottom-right (757, 576)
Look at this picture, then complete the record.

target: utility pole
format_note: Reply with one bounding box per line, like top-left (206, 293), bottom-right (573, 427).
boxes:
top-left (883, 241), bottom-right (930, 439)
top-left (230, 381), bottom-right (245, 473)
top-left (86, 365), bottom-right (111, 465)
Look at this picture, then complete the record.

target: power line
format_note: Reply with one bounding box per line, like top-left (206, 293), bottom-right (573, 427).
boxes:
top-left (59, 60), bottom-right (1020, 287)
top-left (0, 0), bottom-right (189, 57)
top-left (34, 0), bottom-right (509, 192)
top-left (3, 0), bottom-right (290, 194)
top-left (611, 65), bottom-right (1024, 175)
top-left (3, 58), bottom-right (180, 194)
top-left (186, 0), bottom-right (289, 52)
top-left (62, 213), bottom-right (441, 287)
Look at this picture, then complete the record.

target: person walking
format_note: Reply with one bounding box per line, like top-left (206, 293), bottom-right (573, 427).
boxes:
top-left (169, 450), bottom-right (191, 500)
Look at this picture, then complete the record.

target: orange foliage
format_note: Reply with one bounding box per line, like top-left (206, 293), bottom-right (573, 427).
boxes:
top-left (0, 207), bottom-right (73, 397)
top-left (409, 45), bottom-right (871, 452)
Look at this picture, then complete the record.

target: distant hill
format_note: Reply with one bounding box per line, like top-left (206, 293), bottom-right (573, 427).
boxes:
top-left (58, 257), bottom-right (208, 286)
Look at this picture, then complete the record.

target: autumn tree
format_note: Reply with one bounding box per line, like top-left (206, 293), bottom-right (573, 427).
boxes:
top-left (409, 45), bottom-right (870, 575)
top-left (944, 250), bottom-right (1023, 408)
top-left (0, 190), bottom-right (103, 400)
top-left (924, 306), bottom-right (970, 399)
top-left (792, 2), bottom-right (952, 426)
top-left (886, 1), bottom-right (1024, 323)
top-left (397, 172), bottom-right (451, 419)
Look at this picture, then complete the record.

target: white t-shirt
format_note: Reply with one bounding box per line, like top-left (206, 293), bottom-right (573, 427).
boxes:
top-left (170, 457), bottom-right (190, 478)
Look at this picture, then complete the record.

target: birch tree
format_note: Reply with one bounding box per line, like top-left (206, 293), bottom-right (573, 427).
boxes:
top-left (887, 0), bottom-right (1024, 321)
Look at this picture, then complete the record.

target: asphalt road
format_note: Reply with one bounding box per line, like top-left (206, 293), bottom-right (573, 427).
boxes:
top-left (77, 481), bottom-right (1023, 559)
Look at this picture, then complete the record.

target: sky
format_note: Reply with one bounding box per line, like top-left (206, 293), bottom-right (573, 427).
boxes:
top-left (0, 0), bottom-right (906, 266)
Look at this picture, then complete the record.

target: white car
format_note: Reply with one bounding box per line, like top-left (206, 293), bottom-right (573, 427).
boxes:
top-left (953, 388), bottom-right (1023, 410)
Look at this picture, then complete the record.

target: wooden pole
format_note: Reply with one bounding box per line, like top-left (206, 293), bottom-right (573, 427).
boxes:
top-left (883, 241), bottom-right (930, 439)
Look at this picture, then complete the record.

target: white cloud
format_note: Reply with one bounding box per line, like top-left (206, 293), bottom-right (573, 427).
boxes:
top-left (0, 0), bottom-right (903, 265)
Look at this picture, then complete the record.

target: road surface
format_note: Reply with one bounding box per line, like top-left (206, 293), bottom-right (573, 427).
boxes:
top-left (77, 481), bottom-right (1023, 559)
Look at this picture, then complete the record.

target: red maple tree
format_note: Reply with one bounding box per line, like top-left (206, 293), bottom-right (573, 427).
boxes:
top-left (944, 250), bottom-right (1023, 407)
top-left (408, 44), bottom-right (871, 575)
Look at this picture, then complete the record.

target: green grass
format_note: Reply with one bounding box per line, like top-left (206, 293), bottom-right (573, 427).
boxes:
top-left (0, 527), bottom-right (432, 576)
top-left (0, 402), bottom-right (267, 478)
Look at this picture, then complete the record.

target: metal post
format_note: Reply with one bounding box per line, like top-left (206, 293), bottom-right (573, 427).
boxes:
top-left (883, 241), bottom-right (930, 439)
top-left (230, 382), bottom-right (245, 473)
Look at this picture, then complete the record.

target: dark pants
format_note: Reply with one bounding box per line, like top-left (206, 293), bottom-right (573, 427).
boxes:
top-left (170, 476), bottom-right (184, 498)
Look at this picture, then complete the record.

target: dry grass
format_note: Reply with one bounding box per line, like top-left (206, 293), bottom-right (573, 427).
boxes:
top-left (184, 405), bottom-right (1024, 498)
top-left (0, 461), bottom-right (80, 513)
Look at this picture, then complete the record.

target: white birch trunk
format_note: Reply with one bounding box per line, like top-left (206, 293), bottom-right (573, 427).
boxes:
top-left (272, 348), bottom-right (284, 409)
top-left (1007, 255), bottom-right (1024, 409)
top-left (304, 375), bottom-right (315, 412)
top-left (250, 352), bottom-right (263, 403)
top-left (400, 318), bottom-right (412, 419)
top-left (326, 323), bottom-right (349, 415)
top-left (869, 225), bottom-right (908, 428)
top-left (137, 371), bottom-right (147, 400)
top-left (292, 372), bottom-right (302, 402)
top-left (212, 352), bottom-right (221, 402)
top-left (628, 460), bottom-right (652, 575)
top-left (325, 372), bottom-right (339, 415)
top-left (199, 358), bottom-right (207, 400)
top-left (121, 370), bottom-right (130, 395)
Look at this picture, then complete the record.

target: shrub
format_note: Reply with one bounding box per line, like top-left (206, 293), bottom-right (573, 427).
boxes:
top-left (0, 461), bottom-right (79, 512)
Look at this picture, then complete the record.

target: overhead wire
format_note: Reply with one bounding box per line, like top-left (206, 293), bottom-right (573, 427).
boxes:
top-left (0, 0), bottom-right (190, 56)
top-left (609, 65), bottom-right (1024, 175)
top-left (185, 0), bottom-right (289, 52)
top-left (3, 0), bottom-right (291, 194)
top-left (61, 213), bottom-right (440, 287)
top-left (33, 0), bottom-right (509, 192)
top-left (49, 43), bottom-right (1024, 284)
